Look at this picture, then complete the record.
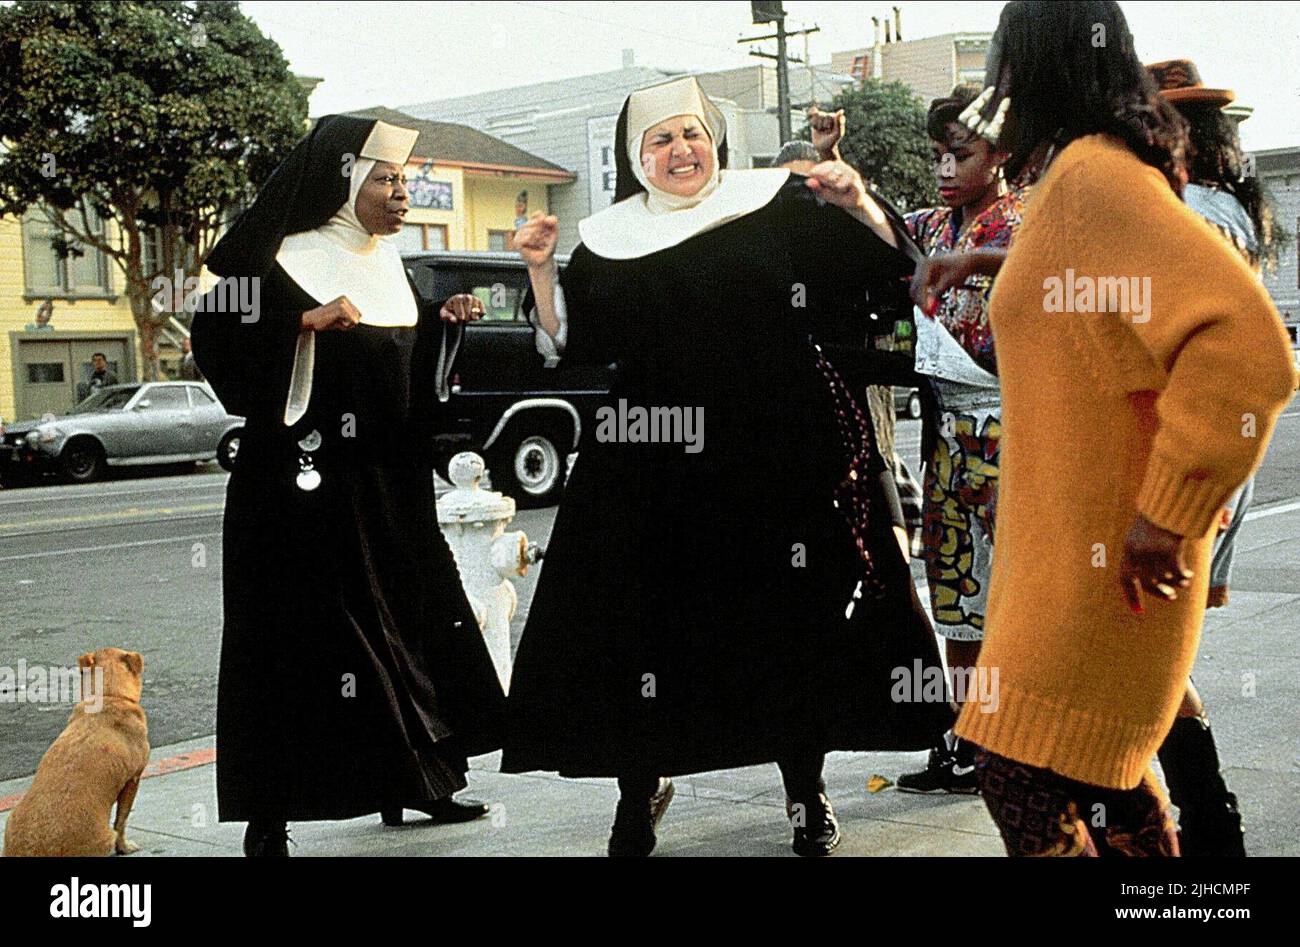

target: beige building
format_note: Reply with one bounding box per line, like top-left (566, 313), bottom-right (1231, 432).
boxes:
top-left (830, 20), bottom-right (991, 104)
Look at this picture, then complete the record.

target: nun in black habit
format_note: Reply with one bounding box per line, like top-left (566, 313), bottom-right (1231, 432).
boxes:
top-left (506, 78), bottom-right (952, 856)
top-left (192, 115), bottom-right (506, 856)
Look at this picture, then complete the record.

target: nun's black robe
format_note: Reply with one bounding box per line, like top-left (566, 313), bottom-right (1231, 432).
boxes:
top-left (193, 264), bottom-right (506, 822)
top-left (503, 178), bottom-right (953, 778)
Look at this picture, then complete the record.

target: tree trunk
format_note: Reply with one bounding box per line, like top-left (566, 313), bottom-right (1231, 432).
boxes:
top-left (127, 285), bottom-right (162, 382)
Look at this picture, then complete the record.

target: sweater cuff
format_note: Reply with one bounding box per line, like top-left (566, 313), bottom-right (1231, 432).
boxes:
top-left (1135, 453), bottom-right (1234, 538)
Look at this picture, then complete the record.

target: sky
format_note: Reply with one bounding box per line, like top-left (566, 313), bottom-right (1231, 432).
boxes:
top-left (239, 0), bottom-right (1300, 152)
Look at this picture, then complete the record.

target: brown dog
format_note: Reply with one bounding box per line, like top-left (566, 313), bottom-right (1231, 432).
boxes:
top-left (3, 648), bottom-right (150, 857)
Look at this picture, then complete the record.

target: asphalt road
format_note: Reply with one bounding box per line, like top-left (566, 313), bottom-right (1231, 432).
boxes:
top-left (1, 397), bottom-right (1297, 781)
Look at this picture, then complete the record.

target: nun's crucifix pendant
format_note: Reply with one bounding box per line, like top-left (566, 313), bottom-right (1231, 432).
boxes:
top-left (295, 429), bottom-right (323, 491)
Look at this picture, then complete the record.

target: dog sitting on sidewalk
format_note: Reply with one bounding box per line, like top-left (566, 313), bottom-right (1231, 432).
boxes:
top-left (3, 648), bottom-right (149, 857)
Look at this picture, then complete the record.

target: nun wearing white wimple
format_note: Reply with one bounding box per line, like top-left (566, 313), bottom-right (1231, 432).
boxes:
top-left (192, 115), bottom-right (507, 856)
top-left (504, 77), bottom-right (952, 857)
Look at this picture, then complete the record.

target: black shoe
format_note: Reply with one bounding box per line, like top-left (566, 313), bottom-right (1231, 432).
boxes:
top-left (788, 793), bottom-right (841, 857)
top-left (1159, 717), bottom-right (1246, 857)
top-left (243, 820), bottom-right (291, 857)
top-left (608, 778), bottom-right (674, 857)
top-left (381, 797), bottom-right (490, 827)
top-left (896, 740), bottom-right (980, 795)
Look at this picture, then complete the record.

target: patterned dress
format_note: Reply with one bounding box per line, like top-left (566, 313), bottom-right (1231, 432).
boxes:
top-left (905, 188), bottom-right (1026, 640)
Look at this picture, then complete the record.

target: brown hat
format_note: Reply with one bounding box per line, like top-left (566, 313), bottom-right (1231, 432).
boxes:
top-left (1146, 59), bottom-right (1235, 107)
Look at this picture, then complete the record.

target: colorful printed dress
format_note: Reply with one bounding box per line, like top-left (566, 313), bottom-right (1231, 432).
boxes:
top-left (905, 188), bottom-right (1026, 641)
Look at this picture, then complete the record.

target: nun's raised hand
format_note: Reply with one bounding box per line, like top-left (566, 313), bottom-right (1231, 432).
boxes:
top-left (513, 212), bottom-right (559, 269)
top-left (808, 107), bottom-right (845, 158)
top-left (440, 293), bottom-right (486, 324)
top-left (302, 296), bottom-right (362, 331)
top-left (804, 160), bottom-right (868, 211)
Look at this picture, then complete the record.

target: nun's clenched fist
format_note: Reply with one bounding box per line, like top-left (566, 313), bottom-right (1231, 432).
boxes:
top-left (804, 160), bottom-right (898, 249)
top-left (808, 107), bottom-right (845, 159)
top-left (440, 293), bottom-right (486, 324)
top-left (302, 296), bottom-right (362, 331)
top-left (513, 212), bottom-right (560, 269)
top-left (804, 160), bottom-right (868, 211)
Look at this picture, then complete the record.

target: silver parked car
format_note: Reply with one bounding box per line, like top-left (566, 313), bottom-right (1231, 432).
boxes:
top-left (0, 382), bottom-right (244, 484)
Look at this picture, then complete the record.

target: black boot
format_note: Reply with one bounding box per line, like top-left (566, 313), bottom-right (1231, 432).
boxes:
top-left (1157, 716), bottom-right (1246, 857)
top-left (787, 793), bottom-right (842, 857)
top-left (608, 776), bottom-right (674, 857)
top-left (779, 755), bottom-right (841, 856)
top-left (380, 797), bottom-right (490, 827)
top-left (243, 820), bottom-right (291, 857)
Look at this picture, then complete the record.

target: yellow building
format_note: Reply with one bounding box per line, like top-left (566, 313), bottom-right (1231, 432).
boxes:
top-left (0, 211), bottom-right (141, 423)
top-left (1, 109), bottom-right (573, 423)
top-left (347, 107), bottom-right (575, 253)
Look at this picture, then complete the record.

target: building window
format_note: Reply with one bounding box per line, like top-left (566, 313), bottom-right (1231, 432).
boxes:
top-left (23, 207), bottom-right (112, 296)
top-left (27, 363), bottom-right (66, 384)
top-left (142, 229), bottom-right (198, 278)
top-left (488, 229), bottom-right (514, 252)
top-left (393, 225), bottom-right (426, 253)
top-left (393, 224), bottom-right (449, 253)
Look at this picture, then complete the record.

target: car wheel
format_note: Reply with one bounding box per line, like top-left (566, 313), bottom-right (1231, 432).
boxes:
top-left (488, 423), bottom-right (569, 508)
top-left (217, 430), bottom-right (242, 472)
top-left (59, 438), bottom-right (106, 484)
top-left (907, 391), bottom-right (923, 420)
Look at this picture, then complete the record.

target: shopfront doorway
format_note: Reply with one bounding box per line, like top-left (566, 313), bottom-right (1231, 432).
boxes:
top-left (10, 334), bottom-right (134, 420)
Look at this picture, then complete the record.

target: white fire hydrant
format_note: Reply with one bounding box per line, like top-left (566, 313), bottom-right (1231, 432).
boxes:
top-left (436, 452), bottom-right (541, 690)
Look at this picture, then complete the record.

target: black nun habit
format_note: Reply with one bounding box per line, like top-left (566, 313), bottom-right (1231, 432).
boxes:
top-left (503, 79), bottom-right (952, 780)
top-left (193, 115), bottom-right (506, 822)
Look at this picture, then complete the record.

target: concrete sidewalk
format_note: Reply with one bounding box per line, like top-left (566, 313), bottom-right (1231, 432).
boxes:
top-left (0, 738), bottom-right (1002, 857)
top-left (3, 501), bottom-right (1298, 857)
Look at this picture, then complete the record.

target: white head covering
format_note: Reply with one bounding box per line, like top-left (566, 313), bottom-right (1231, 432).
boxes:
top-left (276, 120), bottom-right (420, 328)
top-left (625, 76), bottom-right (727, 213)
top-left (274, 120), bottom-right (427, 426)
top-left (579, 77), bottom-right (789, 260)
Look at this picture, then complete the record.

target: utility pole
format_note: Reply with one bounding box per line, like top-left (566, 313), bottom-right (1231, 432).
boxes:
top-left (740, 3), bottom-right (819, 142)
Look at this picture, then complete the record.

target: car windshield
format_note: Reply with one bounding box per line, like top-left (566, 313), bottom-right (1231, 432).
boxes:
top-left (69, 386), bottom-right (140, 414)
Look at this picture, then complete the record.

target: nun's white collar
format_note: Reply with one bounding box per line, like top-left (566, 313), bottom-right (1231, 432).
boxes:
top-left (578, 168), bottom-right (790, 260)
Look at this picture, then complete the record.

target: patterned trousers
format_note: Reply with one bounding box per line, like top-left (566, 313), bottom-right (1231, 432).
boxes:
top-left (976, 749), bottom-right (1180, 856)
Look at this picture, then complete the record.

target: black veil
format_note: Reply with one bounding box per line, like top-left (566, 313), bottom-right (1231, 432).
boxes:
top-left (205, 115), bottom-right (377, 279)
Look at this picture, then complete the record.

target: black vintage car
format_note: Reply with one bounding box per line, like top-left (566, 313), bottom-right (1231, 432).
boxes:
top-left (405, 250), bottom-right (611, 507)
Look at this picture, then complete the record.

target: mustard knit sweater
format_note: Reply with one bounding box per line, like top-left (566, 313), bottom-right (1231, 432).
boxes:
top-left (954, 135), bottom-right (1297, 789)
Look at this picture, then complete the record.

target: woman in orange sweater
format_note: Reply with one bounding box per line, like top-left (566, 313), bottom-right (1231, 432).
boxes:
top-left (939, 0), bottom-right (1297, 856)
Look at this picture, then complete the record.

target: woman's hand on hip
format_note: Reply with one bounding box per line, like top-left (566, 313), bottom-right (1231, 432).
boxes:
top-left (1120, 514), bottom-right (1192, 614)
top-left (440, 293), bottom-right (486, 324)
top-left (302, 296), bottom-right (362, 331)
top-left (513, 212), bottom-right (559, 270)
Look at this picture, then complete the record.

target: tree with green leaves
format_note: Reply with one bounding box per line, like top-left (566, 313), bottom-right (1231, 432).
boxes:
top-left (801, 78), bottom-right (938, 213)
top-left (0, 0), bottom-right (308, 379)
